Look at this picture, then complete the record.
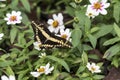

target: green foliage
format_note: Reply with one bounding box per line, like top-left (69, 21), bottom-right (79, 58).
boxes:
top-left (47, 56), bottom-right (70, 72)
top-left (20, 0), bottom-right (30, 12)
top-left (0, 0), bottom-right (120, 80)
top-left (71, 28), bottom-right (82, 47)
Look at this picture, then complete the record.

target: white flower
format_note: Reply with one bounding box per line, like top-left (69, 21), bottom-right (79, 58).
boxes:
top-left (0, 33), bottom-right (4, 40)
top-left (4, 11), bottom-right (22, 25)
top-left (1, 75), bottom-right (15, 80)
top-left (86, 7), bottom-right (97, 18)
top-left (47, 13), bottom-right (65, 33)
top-left (86, 62), bottom-right (101, 73)
top-left (39, 52), bottom-right (46, 58)
top-left (87, 0), bottom-right (110, 15)
top-left (30, 63), bottom-right (54, 77)
top-left (33, 41), bottom-right (41, 51)
top-left (56, 29), bottom-right (71, 41)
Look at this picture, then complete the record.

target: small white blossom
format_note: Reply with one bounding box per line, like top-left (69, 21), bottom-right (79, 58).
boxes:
top-left (4, 11), bottom-right (22, 25)
top-left (56, 29), bottom-right (71, 41)
top-left (47, 13), bottom-right (65, 34)
top-left (86, 62), bottom-right (101, 73)
top-left (33, 41), bottom-right (41, 51)
top-left (87, 0), bottom-right (110, 16)
top-left (86, 7), bottom-right (97, 18)
top-left (0, 33), bottom-right (4, 40)
top-left (30, 63), bottom-right (54, 77)
top-left (39, 52), bottom-right (46, 58)
top-left (1, 75), bottom-right (15, 80)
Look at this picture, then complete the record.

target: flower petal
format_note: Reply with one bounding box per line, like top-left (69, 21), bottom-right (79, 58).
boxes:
top-left (60, 29), bottom-right (65, 34)
top-left (17, 11), bottom-right (21, 15)
top-left (48, 26), bottom-right (55, 32)
top-left (6, 13), bottom-right (11, 17)
top-left (1, 75), bottom-right (9, 80)
top-left (0, 33), bottom-right (4, 37)
top-left (101, 0), bottom-right (107, 3)
top-left (4, 17), bottom-right (9, 21)
top-left (104, 3), bottom-right (110, 8)
top-left (30, 72), bottom-right (41, 77)
top-left (45, 63), bottom-right (50, 71)
top-left (45, 66), bottom-right (54, 75)
top-left (54, 27), bottom-right (59, 33)
top-left (53, 14), bottom-right (58, 20)
top-left (89, 0), bottom-right (98, 4)
top-left (47, 19), bottom-right (54, 25)
top-left (58, 13), bottom-right (63, 20)
top-left (9, 75), bottom-right (15, 80)
top-left (100, 9), bottom-right (107, 15)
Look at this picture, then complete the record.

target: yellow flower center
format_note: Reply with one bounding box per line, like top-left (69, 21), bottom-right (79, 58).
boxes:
top-left (91, 67), bottom-right (96, 71)
top-left (10, 16), bottom-right (17, 21)
top-left (37, 68), bottom-right (45, 72)
top-left (93, 2), bottom-right (101, 10)
top-left (61, 34), bottom-right (67, 39)
top-left (89, 13), bottom-right (93, 16)
top-left (52, 20), bottom-right (59, 28)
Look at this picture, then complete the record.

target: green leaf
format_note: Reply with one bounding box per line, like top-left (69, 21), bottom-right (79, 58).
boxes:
top-left (10, 0), bottom-right (19, 9)
top-left (85, 17), bottom-right (91, 32)
top-left (83, 44), bottom-right (93, 51)
top-left (47, 56), bottom-right (70, 72)
top-left (88, 54), bottom-right (100, 60)
top-left (93, 75), bottom-right (105, 79)
top-left (36, 7), bottom-right (41, 20)
top-left (76, 65), bottom-right (86, 75)
top-left (75, 10), bottom-right (86, 26)
top-left (18, 69), bottom-right (29, 80)
top-left (111, 56), bottom-right (119, 68)
top-left (88, 34), bottom-right (97, 48)
top-left (103, 44), bottom-right (120, 60)
top-left (16, 56), bottom-right (28, 65)
top-left (103, 37), bottom-right (120, 46)
top-left (94, 25), bottom-right (113, 39)
top-left (21, 0), bottom-right (30, 12)
top-left (25, 40), bottom-right (34, 48)
top-left (113, 3), bottom-right (120, 23)
top-left (18, 32), bottom-right (26, 46)
top-left (70, 2), bottom-right (77, 8)
top-left (0, 54), bottom-right (10, 60)
top-left (90, 27), bottom-right (100, 33)
top-left (10, 27), bottom-right (18, 43)
top-left (71, 29), bottom-right (82, 47)
top-left (21, 13), bottom-right (30, 25)
top-left (82, 51), bottom-right (88, 65)
top-left (81, 73), bottom-right (89, 78)
top-left (114, 23), bottom-right (120, 37)
top-left (65, 6), bottom-right (75, 17)
top-left (0, 61), bottom-right (13, 67)
top-left (6, 66), bottom-right (14, 76)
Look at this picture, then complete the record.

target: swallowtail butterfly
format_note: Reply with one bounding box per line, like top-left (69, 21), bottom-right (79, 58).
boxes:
top-left (31, 21), bottom-right (72, 49)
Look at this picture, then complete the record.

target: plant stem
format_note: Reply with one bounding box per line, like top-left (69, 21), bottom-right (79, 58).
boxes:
top-left (64, 19), bottom-right (74, 26)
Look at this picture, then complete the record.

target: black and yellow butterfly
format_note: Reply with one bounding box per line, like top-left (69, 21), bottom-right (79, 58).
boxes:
top-left (31, 21), bottom-right (72, 49)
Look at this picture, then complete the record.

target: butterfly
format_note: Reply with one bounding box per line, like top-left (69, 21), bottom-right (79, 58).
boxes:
top-left (31, 21), bottom-right (72, 49)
